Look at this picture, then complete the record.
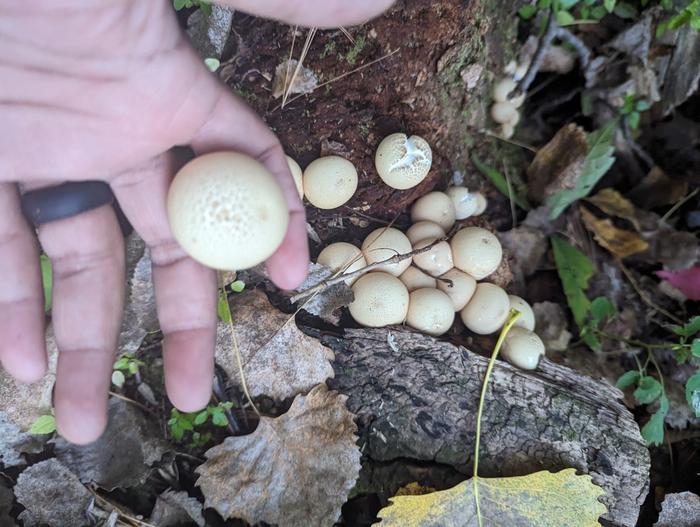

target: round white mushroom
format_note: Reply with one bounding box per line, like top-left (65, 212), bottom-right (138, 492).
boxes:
top-left (406, 288), bottom-right (455, 336)
top-left (361, 227), bottom-right (413, 276)
top-left (375, 133), bottom-right (433, 190)
top-left (472, 192), bottom-right (488, 216)
top-left (303, 156), bottom-right (358, 209)
top-left (406, 221), bottom-right (446, 245)
top-left (412, 237), bottom-right (454, 277)
top-left (502, 327), bottom-right (545, 370)
top-left (445, 186), bottom-right (479, 220)
top-left (492, 78), bottom-right (525, 108)
top-left (286, 155), bottom-right (304, 200)
top-left (410, 191), bottom-right (456, 231)
top-left (349, 272), bottom-right (409, 327)
top-left (437, 268), bottom-right (477, 311)
top-left (491, 101), bottom-right (519, 125)
top-left (450, 227), bottom-right (502, 280)
top-left (399, 266), bottom-right (437, 292)
top-left (317, 242), bottom-right (367, 286)
top-left (460, 283), bottom-right (510, 335)
top-left (508, 295), bottom-right (536, 331)
top-left (167, 152), bottom-right (288, 271)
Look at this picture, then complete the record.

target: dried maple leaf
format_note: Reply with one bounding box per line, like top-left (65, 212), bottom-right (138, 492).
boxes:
top-left (197, 385), bottom-right (360, 527)
top-left (215, 289), bottom-right (335, 400)
top-left (580, 207), bottom-right (649, 259)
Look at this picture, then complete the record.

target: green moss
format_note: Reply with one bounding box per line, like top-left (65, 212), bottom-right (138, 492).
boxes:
top-left (345, 35), bottom-right (367, 66)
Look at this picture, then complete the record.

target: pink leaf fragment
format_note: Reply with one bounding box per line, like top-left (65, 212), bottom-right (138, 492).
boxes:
top-left (657, 267), bottom-right (700, 301)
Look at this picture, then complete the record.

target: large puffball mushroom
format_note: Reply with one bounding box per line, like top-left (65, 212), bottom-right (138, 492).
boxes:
top-left (375, 133), bottom-right (433, 190)
top-left (508, 295), bottom-right (536, 331)
top-left (412, 237), bottom-right (454, 277)
top-left (303, 156), bottom-right (358, 209)
top-left (437, 268), bottom-right (477, 311)
top-left (406, 221), bottom-right (446, 245)
top-left (493, 78), bottom-right (525, 108)
top-left (491, 101), bottom-right (519, 125)
top-left (167, 152), bottom-right (288, 271)
top-left (406, 288), bottom-right (455, 336)
top-left (317, 242), bottom-right (367, 286)
top-left (349, 272), bottom-right (409, 327)
top-left (361, 227), bottom-right (413, 276)
top-left (400, 266), bottom-right (437, 292)
top-left (410, 192), bottom-right (456, 231)
top-left (286, 155), bottom-right (304, 200)
top-left (445, 186), bottom-right (479, 220)
top-left (450, 227), bottom-right (502, 280)
top-left (460, 283), bottom-right (510, 335)
top-left (502, 327), bottom-right (545, 370)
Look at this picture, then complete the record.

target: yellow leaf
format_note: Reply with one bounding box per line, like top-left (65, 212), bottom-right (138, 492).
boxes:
top-left (586, 188), bottom-right (640, 231)
top-left (377, 469), bottom-right (606, 527)
top-left (580, 207), bottom-right (649, 259)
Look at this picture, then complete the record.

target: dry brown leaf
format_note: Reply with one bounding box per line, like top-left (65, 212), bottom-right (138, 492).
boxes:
top-left (272, 59), bottom-right (318, 99)
top-left (196, 384), bottom-right (360, 527)
top-left (293, 262), bottom-right (354, 325)
top-left (628, 166), bottom-right (688, 209)
top-left (215, 289), bottom-right (334, 400)
top-left (586, 188), bottom-right (640, 230)
top-left (581, 207), bottom-right (649, 259)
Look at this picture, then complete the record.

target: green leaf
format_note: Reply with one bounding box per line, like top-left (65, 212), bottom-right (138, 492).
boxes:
top-left (538, 0), bottom-right (552, 9)
top-left (641, 394), bottom-right (668, 446)
top-left (580, 6), bottom-right (590, 18)
top-left (217, 291), bottom-right (232, 323)
top-left (604, 0), bottom-right (616, 12)
top-left (518, 4), bottom-right (538, 19)
top-left (613, 2), bottom-right (638, 18)
top-left (591, 5), bottom-right (608, 18)
top-left (194, 410), bottom-right (209, 426)
top-left (113, 357), bottom-right (130, 370)
top-left (621, 95), bottom-right (635, 114)
top-left (472, 155), bottom-right (530, 210)
top-left (127, 361), bottom-right (139, 375)
top-left (686, 371), bottom-right (700, 417)
top-left (547, 120), bottom-right (617, 219)
top-left (221, 401), bottom-right (235, 410)
top-left (111, 370), bottom-right (126, 388)
top-left (673, 316), bottom-right (700, 338)
top-left (171, 423), bottom-right (184, 441)
top-left (180, 418), bottom-right (194, 431)
top-left (30, 414), bottom-right (56, 435)
top-left (635, 100), bottom-right (651, 112)
top-left (212, 411), bottom-right (228, 427)
top-left (634, 376), bottom-right (662, 405)
top-left (582, 327), bottom-right (602, 351)
top-left (559, 0), bottom-right (579, 9)
top-left (692, 339), bottom-right (700, 358)
top-left (590, 297), bottom-right (616, 324)
top-left (173, 0), bottom-right (187, 10)
top-left (691, 16), bottom-right (700, 30)
top-left (556, 9), bottom-right (576, 25)
top-left (627, 112), bottom-right (641, 131)
top-left (40, 254), bottom-right (52, 313)
top-left (231, 280), bottom-right (246, 293)
top-left (677, 346), bottom-right (691, 365)
top-left (204, 57), bottom-right (220, 72)
top-left (616, 370), bottom-right (641, 390)
top-left (551, 236), bottom-right (594, 327)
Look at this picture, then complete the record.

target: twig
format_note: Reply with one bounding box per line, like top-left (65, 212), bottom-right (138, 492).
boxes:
top-left (554, 26), bottom-right (590, 70)
top-left (108, 391), bottom-right (156, 416)
top-left (660, 187), bottom-right (700, 224)
top-left (619, 263), bottom-right (683, 324)
top-left (282, 27), bottom-right (318, 108)
top-left (290, 238), bottom-right (445, 303)
top-left (511, 10), bottom-right (557, 99)
top-left (482, 129), bottom-right (538, 153)
top-left (339, 26), bottom-right (356, 45)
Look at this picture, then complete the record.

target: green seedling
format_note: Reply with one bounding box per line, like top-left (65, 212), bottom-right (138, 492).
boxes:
top-left (112, 353), bottom-right (145, 388)
top-left (168, 401), bottom-right (235, 447)
top-left (173, 0), bottom-right (211, 16)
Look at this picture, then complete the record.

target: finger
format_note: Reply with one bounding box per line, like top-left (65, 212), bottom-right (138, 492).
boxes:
top-left (0, 184), bottom-right (46, 383)
top-left (190, 89), bottom-right (309, 290)
top-left (219, 0), bottom-right (395, 27)
top-left (38, 205), bottom-right (125, 444)
top-left (111, 154), bottom-right (217, 413)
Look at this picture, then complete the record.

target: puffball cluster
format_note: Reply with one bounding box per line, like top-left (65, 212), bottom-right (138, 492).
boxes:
top-left (490, 59), bottom-right (532, 140)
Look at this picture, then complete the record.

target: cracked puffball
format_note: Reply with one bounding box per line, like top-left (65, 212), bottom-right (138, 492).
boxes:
top-left (410, 191), bottom-right (456, 231)
top-left (412, 237), bottom-right (454, 277)
top-left (437, 268), bottom-right (476, 311)
top-left (460, 283), bottom-right (509, 335)
top-left (286, 155), bottom-right (304, 200)
top-left (399, 266), bottom-right (437, 292)
top-left (445, 186), bottom-right (483, 220)
top-left (502, 327), bottom-right (545, 370)
top-left (349, 272), bottom-right (409, 327)
top-left (361, 227), bottom-right (413, 277)
top-left (406, 288), bottom-right (455, 336)
top-left (167, 152), bottom-right (288, 271)
top-left (508, 295), bottom-right (536, 331)
top-left (406, 221), bottom-right (446, 245)
top-left (450, 227), bottom-right (503, 280)
top-left (375, 133), bottom-right (433, 190)
top-left (303, 156), bottom-right (358, 209)
top-left (317, 242), bottom-right (367, 286)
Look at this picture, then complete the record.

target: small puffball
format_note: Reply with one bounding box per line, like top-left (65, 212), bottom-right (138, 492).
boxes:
top-left (502, 327), bottom-right (545, 370)
top-left (286, 155), bottom-right (304, 200)
top-left (375, 133), bottom-right (433, 190)
top-left (361, 227), bottom-right (413, 276)
top-left (349, 272), bottom-right (409, 327)
top-left (437, 268), bottom-right (477, 311)
top-left (317, 242), bottom-right (367, 286)
top-left (399, 267), bottom-right (437, 292)
top-left (412, 237), bottom-right (454, 277)
top-left (472, 192), bottom-right (488, 216)
top-left (450, 227), bottom-right (502, 280)
top-left (491, 101), bottom-right (519, 125)
top-left (303, 156), bottom-right (358, 209)
top-left (167, 152), bottom-right (288, 271)
top-left (493, 78), bottom-right (517, 103)
top-left (406, 288), bottom-right (455, 336)
top-left (460, 283), bottom-right (510, 335)
top-left (500, 123), bottom-right (515, 140)
top-left (508, 295), bottom-right (535, 331)
top-left (445, 186), bottom-right (479, 220)
top-left (411, 192), bottom-right (456, 231)
top-left (406, 221), bottom-right (446, 245)
top-left (507, 110), bottom-right (521, 127)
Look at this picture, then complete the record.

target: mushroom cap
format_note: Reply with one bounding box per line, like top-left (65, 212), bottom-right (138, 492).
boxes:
top-left (508, 295), bottom-right (536, 331)
top-left (406, 221), bottom-right (446, 245)
top-left (460, 283), bottom-right (510, 335)
top-left (472, 192), bottom-right (488, 216)
top-left (412, 237), bottom-right (454, 277)
top-left (502, 327), bottom-right (545, 370)
top-left (349, 272), bottom-right (410, 327)
top-left (303, 156), bottom-right (358, 209)
top-left (450, 227), bottom-right (502, 280)
top-left (437, 268), bottom-right (477, 311)
top-left (317, 242), bottom-right (367, 285)
top-left (167, 152), bottom-right (288, 271)
top-left (491, 101), bottom-right (519, 125)
top-left (410, 192), bottom-right (456, 231)
top-left (286, 155), bottom-right (304, 200)
top-left (445, 186), bottom-right (479, 220)
top-left (500, 123), bottom-right (515, 139)
top-left (361, 227), bottom-right (413, 276)
top-left (399, 266), bottom-right (437, 292)
top-left (493, 78), bottom-right (525, 107)
top-left (375, 133), bottom-right (433, 190)
top-left (406, 288), bottom-right (455, 336)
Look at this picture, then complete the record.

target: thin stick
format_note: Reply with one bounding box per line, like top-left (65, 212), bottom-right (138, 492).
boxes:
top-left (511, 10), bottom-right (557, 99)
top-left (619, 263), bottom-right (683, 324)
top-left (483, 129), bottom-right (538, 153)
top-left (339, 26), bottom-right (356, 45)
top-left (108, 391), bottom-right (156, 416)
top-left (282, 27), bottom-right (317, 108)
top-left (88, 488), bottom-right (157, 527)
top-left (554, 26), bottom-right (590, 70)
top-left (282, 25), bottom-right (298, 104)
top-left (660, 187), bottom-right (699, 224)
top-left (290, 237), bottom-right (444, 303)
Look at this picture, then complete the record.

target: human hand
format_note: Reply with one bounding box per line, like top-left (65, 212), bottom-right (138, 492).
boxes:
top-left (0, 0), bottom-right (393, 444)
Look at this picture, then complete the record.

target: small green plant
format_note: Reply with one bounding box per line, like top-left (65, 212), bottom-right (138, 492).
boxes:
top-left (620, 95), bottom-right (651, 131)
top-left (30, 413), bottom-right (56, 435)
top-left (40, 254), bottom-right (52, 313)
top-left (217, 280), bottom-right (245, 323)
top-left (320, 41), bottom-right (337, 59)
top-left (344, 35), bottom-right (366, 66)
top-left (168, 401), bottom-right (234, 446)
top-left (111, 353), bottom-right (144, 388)
top-left (518, 0), bottom-right (633, 25)
top-left (657, 0), bottom-right (700, 36)
top-left (173, 0), bottom-right (211, 16)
